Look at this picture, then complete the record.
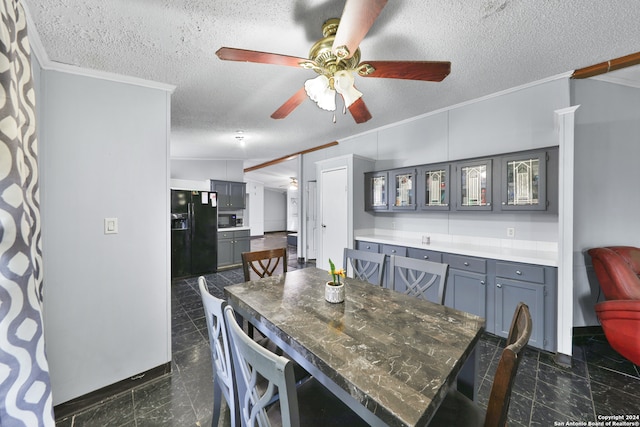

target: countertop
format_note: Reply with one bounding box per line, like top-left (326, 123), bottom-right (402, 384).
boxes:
top-left (218, 226), bottom-right (250, 232)
top-left (356, 231), bottom-right (558, 267)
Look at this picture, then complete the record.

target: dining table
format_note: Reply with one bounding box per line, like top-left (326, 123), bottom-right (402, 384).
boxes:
top-left (224, 267), bottom-right (485, 427)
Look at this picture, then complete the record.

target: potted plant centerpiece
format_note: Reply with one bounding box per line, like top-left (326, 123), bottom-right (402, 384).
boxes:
top-left (326, 259), bottom-right (346, 303)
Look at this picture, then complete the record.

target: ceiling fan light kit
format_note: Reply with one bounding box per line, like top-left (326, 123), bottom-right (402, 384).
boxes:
top-left (216, 0), bottom-right (450, 124)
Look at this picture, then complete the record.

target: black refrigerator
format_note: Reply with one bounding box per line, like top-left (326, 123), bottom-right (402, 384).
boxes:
top-left (171, 190), bottom-right (218, 278)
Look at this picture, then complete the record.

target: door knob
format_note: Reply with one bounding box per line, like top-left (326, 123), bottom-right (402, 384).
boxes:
top-left (497, 283), bottom-right (502, 288)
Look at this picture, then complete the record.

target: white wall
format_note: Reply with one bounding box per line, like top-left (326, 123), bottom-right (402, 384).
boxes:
top-left (170, 158), bottom-right (244, 182)
top-left (571, 78), bottom-right (640, 326)
top-left (246, 181), bottom-right (264, 236)
top-left (38, 65), bottom-right (172, 404)
top-left (286, 188), bottom-right (299, 232)
top-left (263, 189), bottom-right (286, 232)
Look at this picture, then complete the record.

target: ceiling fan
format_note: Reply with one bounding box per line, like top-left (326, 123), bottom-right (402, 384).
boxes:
top-left (216, 0), bottom-right (451, 124)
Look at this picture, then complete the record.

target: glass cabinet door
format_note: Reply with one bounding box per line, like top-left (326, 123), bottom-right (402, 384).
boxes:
top-left (391, 168), bottom-right (416, 210)
top-left (500, 150), bottom-right (547, 211)
top-left (455, 159), bottom-right (492, 211)
top-left (365, 171), bottom-right (389, 211)
top-left (419, 164), bottom-right (450, 210)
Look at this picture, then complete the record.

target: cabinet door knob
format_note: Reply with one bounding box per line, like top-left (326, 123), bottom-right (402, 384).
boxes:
top-left (464, 262), bottom-right (469, 266)
top-left (480, 280), bottom-right (485, 285)
top-left (516, 270), bottom-right (522, 275)
top-left (424, 256), bottom-right (429, 259)
top-left (497, 283), bottom-right (502, 288)
top-left (391, 250), bottom-right (396, 253)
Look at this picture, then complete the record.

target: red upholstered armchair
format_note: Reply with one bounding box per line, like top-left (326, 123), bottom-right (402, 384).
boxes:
top-left (588, 246), bottom-right (640, 366)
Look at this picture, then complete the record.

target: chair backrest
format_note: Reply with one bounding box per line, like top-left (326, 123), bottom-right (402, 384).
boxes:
top-left (388, 255), bottom-right (449, 304)
top-left (588, 246), bottom-right (640, 300)
top-left (484, 302), bottom-right (532, 427)
top-left (343, 248), bottom-right (386, 286)
top-left (224, 305), bottom-right (300, 427)
top-left (242, 248), bottom-right (288, 282)
top-left (198, 277), bottom-right (237, 427)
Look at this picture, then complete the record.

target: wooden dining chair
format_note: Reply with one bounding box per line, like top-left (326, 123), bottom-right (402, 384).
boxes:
top-left (223, 305), bottom-right (368, 427)
top-left (198, 277), bottom-right (238, 427)
top-left (343, 248), bottom-right (386, 286)
top-left (429, 302), bottom-right (533, 427)
top-left (242, 248), bottom-right (287, 281)
top-left (388, 255), bottom-right (449, 304)
top-left (241, 248), bottom-right (287, 338)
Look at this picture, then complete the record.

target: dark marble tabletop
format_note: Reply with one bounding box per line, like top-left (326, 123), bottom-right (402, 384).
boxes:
top-left (225, 267), bottom-right (485, 427)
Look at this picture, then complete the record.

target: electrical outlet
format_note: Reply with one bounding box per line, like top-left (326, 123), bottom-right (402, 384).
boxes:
top-left (506, 227), bottom-right (515, 238)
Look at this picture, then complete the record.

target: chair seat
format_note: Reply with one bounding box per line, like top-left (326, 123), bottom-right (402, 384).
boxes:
top-left (595, 300), bottom-right (640, 366)
top-left (266, 377), bottom-right (369, 427)
top-left (428, 389), bottom-right (485, 427)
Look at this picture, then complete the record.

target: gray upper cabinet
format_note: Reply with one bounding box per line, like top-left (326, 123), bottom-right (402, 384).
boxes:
top-left (364, 171), bottom-right (389, 211)
top-left (453, 158), bottom-right (493, 211)
top-left (417, 163), bottom-right (450, 211)
top-left (390, 168), bottom-right (417, 211)
top-left (364, 146), bottom-right (558, 215)
top-left (498, 149), bottom-right (547, 211)
top-left (497, 147), bottom-right (558, 213)
top-left (211, 180), bottom-right (246, 210)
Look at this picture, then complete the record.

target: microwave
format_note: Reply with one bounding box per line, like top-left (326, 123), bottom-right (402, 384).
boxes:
top-left (218, 213), bottom-right (236, 229)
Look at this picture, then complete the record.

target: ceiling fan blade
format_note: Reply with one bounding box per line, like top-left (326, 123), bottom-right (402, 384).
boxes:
top-left (216, 47), bottom-right (312, 68)
top-left (358, 61), bottom-right (451, 81)
top-left (271, 87), bottom-right (308, 119)
top-left (332, 0), bottom-right (388, 59)
top-left (348, 97), bottom-right (372, 123)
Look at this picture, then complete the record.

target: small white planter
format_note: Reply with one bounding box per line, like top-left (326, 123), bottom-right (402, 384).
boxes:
top-left (325, 281), bottom-right (345, 303)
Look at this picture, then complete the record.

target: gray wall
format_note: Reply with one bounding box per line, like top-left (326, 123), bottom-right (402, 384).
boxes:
top-left (572, 78), bottom-right (640, 326)
top-left (264, 189), bottom-right (286, 232)
top-left (302, 78), bottom-right (569, 242)
top-left (37, 66), bottom-right (171, 404)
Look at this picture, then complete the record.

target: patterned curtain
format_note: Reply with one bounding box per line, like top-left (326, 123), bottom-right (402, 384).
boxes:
top-left (0, 0), bottom-right (55, 426)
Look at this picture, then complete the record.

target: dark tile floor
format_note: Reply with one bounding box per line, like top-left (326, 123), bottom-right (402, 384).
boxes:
top-left (55, 233), bottom-right (640, 426)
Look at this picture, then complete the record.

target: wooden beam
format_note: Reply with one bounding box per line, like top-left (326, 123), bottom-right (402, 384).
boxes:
top-left (571, 51), bottom-right (640, 79)
top-left (243, 141), bottom-right (339, 173)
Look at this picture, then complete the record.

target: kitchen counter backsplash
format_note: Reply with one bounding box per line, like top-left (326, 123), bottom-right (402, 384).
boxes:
top-left (355, 229), bottom-right (558, 267)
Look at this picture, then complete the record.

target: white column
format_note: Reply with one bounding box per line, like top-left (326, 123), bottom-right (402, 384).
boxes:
top-left (555, 105), bottom-right (580, 359)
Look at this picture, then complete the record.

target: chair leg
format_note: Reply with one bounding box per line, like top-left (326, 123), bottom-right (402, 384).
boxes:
top-left (247, 322), bottom-right (254, 339)
top-left (212, 379), bottom-right (222, 427)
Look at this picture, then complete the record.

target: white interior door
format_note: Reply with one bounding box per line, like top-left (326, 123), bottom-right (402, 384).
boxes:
top-left (306, 181), bottom-right (317, 260)
top-left (320, 168), bottom-right (348, 271)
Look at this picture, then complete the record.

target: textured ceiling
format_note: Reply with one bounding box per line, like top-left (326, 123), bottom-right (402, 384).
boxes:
top-left (24, 0), bottom-right (640, 187)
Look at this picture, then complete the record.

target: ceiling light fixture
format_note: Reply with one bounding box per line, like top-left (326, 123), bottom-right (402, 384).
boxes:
top-left (289, 177), bottom-right (298, 190)
top-left (235, 130), bottom-right (245, 146)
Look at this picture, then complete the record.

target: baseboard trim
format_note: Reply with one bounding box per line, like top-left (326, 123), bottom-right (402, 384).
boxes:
top-left (53, 362), bottom-right (171, 420)
top-left (573, 325), bottom-right (604, 337)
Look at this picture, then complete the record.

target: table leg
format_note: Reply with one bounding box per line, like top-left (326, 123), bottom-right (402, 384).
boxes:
top-left (456, 346), bottom-right (478, 401)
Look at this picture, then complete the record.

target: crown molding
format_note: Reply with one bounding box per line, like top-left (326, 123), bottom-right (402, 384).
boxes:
top-left (22, 1), bottom-right (175, 93)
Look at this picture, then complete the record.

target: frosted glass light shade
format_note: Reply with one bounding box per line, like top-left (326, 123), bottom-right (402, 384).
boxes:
top-left (304, 75), bottom-right (336, 111)
top-left (333, 70), bottom-right (362, 107)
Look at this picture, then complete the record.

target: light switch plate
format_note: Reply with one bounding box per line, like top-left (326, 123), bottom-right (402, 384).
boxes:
top-left (104, 217), bottom-right (118, 234)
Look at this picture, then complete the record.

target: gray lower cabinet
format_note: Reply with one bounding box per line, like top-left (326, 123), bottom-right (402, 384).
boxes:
top-left (356, 240), bottom-right (557, 351)
top-left (218, 229), bottom-right (250, 268)
top-left (444, 254), bottom-right (487, 319)
top-left (494, 261), bottom-right (556, 351)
